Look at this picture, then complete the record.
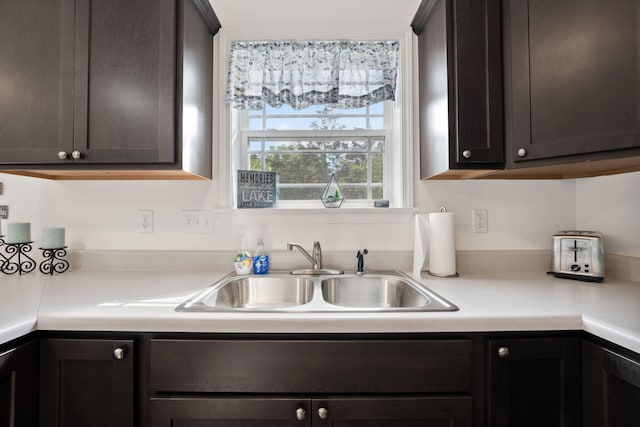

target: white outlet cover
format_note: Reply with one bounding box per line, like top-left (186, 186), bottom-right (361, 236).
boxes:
top-left (138, 209), bottom-right (153, 233)
top-left (472, 208), bottom-right (488, 233)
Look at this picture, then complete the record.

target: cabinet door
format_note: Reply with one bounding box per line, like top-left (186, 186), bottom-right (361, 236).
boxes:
top-left (487, 337), bottom-right (581, 427)
top-left (73, 0), bottom-right (176, 164)
top-left (504, 0), bottom-right (640, 166)
top-left (312, 396), bottom-right (472, 427)
top-left (0, 0), bottom-right (75, 164)
top-left (149, 398), bottom-right (311, 427)
top-left (0, 340), bottom-right (38, 427)
top-left (414, 0), bottom-right (503, 179)
top-left (583, 339), bottom-right (640, 427)
top-left (39, 339), bottom-right (135, 427)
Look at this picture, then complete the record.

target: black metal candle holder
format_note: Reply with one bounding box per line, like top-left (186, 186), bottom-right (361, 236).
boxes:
top-left (1, 241), bottom-right (36, 275)
top-left (39, 247), bottom-right (70, 275)
top-left (0, 235), bottom-right (7, 271)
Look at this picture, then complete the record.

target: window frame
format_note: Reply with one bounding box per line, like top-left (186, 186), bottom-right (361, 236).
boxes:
top-left (214, 29), bottom-right (415, 211)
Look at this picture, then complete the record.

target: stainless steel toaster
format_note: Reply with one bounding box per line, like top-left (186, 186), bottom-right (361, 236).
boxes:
top-left (551, 231), bottom-right (604, 282)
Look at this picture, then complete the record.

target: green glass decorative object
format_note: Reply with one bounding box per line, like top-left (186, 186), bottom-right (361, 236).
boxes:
top-left (321, 174), bottom-right (344, 208)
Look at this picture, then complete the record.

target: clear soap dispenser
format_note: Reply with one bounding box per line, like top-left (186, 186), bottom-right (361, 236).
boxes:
top-left (234, 237), bottom-right (252, 275)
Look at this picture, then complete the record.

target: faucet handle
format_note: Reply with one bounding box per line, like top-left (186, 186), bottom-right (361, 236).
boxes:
top-left (312, 241), bottom-right (322, 269)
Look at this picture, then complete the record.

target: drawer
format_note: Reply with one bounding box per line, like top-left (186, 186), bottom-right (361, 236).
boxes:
top-left (150, 339), bottom-right (472, 394)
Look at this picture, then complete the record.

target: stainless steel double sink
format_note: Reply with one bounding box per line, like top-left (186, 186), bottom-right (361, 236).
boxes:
top-left (176, 270), bottom-right (458, 313)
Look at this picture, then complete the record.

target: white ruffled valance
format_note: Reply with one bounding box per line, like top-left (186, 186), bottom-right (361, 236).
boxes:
top-left (226, 40), bottom-right (399, 110)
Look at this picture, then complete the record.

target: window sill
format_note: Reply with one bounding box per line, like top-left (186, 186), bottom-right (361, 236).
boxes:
top-left (214, 207), bottom-right (417, 225)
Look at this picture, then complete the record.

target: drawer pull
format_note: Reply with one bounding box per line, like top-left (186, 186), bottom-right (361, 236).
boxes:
top-left (296, 407), bottom-right (306, 421)
top-left (318, 407), bottom-right (328, 419)
top-left (498, 346), bottom-right (510, 358)
top-left (113, 347), bottom-right (125, 360)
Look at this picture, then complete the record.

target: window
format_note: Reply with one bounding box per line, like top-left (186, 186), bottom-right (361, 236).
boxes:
top-left (223, 37), bottom-right (413, 209)
top-left (240, 102), bottom-right (390, 205)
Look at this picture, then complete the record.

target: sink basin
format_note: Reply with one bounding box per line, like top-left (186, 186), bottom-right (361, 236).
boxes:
top-left (321, 272), bottom-right (457, 311)
top-left (322, 275), bottom-right (429, 308)
top-left (177, 275), bottom-right (314, 311)
top-left (176, 271), bottom-right (457, 313)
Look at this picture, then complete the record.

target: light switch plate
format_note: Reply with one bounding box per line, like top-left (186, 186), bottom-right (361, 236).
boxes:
top-left (0, 205), bottom-right (8, 219)
top-left (182, 210), bottom-right (214, 234)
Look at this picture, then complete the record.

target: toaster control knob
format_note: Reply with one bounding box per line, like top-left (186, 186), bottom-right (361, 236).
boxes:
top-left (571, 264), bottom-right (581, 272)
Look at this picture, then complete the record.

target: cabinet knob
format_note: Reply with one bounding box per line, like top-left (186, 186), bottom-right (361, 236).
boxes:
top-left (462, 150), bottom-right (472, 159)
top-left (517, 148), bottom-right (528, 157)
top-left (71, 150), bottom-right (82, 160)
top-left (295, 408), bottom-right (306, 421)
top-left (113, 347), bottom-right (125, 360)
top-left (498, 346), bottom-right (510, 358)
top-left (318, 407), bottom-right (329, 419)
top-left (58, 151), bottom-right (68, 160)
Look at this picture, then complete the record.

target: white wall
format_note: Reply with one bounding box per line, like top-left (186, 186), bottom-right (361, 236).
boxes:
top-left (576, 171), bottom-right (640, 257)
top-left (0, 174), bottom-right (42, 238)
top-left (3, 171), bottom-right (638, 257)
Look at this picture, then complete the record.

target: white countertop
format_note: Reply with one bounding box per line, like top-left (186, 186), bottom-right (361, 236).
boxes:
top-left (2, 270), bottom-right (639, 353)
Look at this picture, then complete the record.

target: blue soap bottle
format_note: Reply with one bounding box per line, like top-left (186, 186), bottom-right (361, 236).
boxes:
top-left (252, 238), bottom-right (269, 274)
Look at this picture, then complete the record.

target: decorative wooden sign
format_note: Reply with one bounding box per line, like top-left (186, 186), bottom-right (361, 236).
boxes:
top-left (237, 170), bottom-right (276, 208)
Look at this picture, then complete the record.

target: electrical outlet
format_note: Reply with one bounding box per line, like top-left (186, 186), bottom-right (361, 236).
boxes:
top-left (0, 205), bottom-right (8, 219)
top-left (182, 210), bottom-right (214, 234)
top-left (472, 209), bottom-right (488, 233)
top-left (138, 209), bottom-right (153, 233)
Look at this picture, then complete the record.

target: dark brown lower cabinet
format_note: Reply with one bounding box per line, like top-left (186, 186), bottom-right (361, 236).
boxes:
top-left (39, 338), bottom-right (135, 427)
top-left (147, 337), bottom-right (474, 426)
top-left (583, 339), bottom-right (640, 427)
top-left (487, 336), bottom-right (581, 427)
top-left (0, 339), bottom-right (38, 427)
top-left (149, 396), bottom-right (472, 426)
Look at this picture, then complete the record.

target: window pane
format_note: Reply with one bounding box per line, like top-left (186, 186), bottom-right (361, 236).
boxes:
top-left (249, 140), bottom-right (263, 150)
top-left (369, 117), bottom-right (384, 129)
top-left (249, 118), bottom-right (263, 130)
top-left (372, 153), bottom-right (383, 183)
top-left (371, 139), bottom-right (384, 151)
top-left (334, 154), bottom-right (367, 183)
top-left (249, 154), bottom-right (263, 170)
top-left (372, 187), bottom-right (384, 199)
top-left (369, 102), bottom-right (384, 114)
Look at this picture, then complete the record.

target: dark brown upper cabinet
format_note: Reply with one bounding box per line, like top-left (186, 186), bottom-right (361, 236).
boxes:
top-left (412, 0), bottom-right (504, 179)
top-left (499, 0), bottom-right (640, 178)
top-left (0, 0), bottom-right (220, 180)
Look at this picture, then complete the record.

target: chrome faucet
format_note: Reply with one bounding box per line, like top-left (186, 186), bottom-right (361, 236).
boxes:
top-left (287, 241), bottom-right (323, 270)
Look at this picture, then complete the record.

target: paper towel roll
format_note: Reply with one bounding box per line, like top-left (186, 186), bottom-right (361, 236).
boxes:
top-left (428, 211), bottom-right (458, 277)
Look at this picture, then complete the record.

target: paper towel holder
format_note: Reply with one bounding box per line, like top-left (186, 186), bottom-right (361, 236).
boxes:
top-left (427, 270), bottom-right (459, 278)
